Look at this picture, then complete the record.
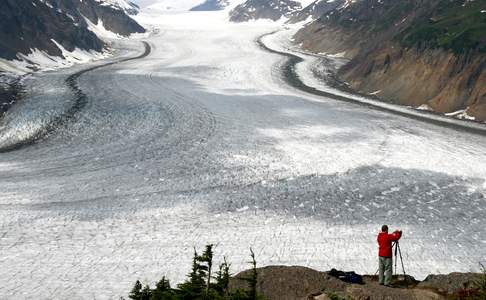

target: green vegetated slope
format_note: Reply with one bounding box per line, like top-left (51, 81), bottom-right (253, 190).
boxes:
top-left (400, 0), bottom-right (486, 54)
top-left (316, 0), bottom-right (486, 54)
top-left (295, 0), bottom-right (486, 120)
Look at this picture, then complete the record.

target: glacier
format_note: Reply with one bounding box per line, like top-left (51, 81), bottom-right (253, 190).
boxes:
top-left (0, 7), bottom-right (485, 300)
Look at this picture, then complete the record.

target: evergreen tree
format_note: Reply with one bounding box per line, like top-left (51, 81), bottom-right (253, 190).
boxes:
top-left (177, 249), bottom-right (206, 299)
top-left (231, 248), bottom-right (266, 300)
top-left (196, 244), bottom-right (214, 298)
top-left (474, 263), bottom-right (486, 300)
top-left (150, 276), bottom-right (177, 300)
top-left (129, 280), bottom-right (143, 300)
top-left (155, 277), bottom-right (171, 292)
top-left (141, 284), bottom-right (152, 300)
top-left (127, 245), bottom-right (266, 300)
top-left (242, 248), bottom-right (258, 300)
top-left (214, 257), bottom-right (231, 295)
top-left (228, 289), bottom-right (251, 300)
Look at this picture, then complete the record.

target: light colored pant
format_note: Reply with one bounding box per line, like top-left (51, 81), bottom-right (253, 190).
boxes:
top-left (379, 256), bottom-right (393, 285)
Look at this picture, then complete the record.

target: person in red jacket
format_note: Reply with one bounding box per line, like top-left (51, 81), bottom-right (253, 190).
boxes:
top-left (377, 225), bottom-right (402, 286)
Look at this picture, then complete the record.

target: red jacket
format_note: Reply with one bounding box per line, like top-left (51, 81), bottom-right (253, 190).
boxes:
top-left (377, 231), bottom-right (401, 257)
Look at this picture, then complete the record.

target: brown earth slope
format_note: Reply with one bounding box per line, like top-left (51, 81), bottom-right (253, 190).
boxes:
top-left (293, 0), bottom-right (486, 121)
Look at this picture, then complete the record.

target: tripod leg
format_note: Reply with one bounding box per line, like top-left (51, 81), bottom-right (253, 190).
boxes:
top-left (397, 243), bottom-right (406, 277)
top-left (394, 242), bottom-right (398, 276)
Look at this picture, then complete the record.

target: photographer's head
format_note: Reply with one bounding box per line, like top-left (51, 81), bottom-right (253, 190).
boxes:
top-left (381, 225), bottom-right (388, 233)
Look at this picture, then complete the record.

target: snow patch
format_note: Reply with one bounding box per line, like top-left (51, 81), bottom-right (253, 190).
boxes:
top-left (445, 109), bottom-right (476, 121)
top-left (145, 0), bottom-right (207, 11)
top-left (94, 0), bottom-right (140, 14)
top-left (0, 41), bottom-right (110, 75)
top-left (84, 16), bottom-right (124, 40)
top-left (416, 104), bottom-right (433, 111)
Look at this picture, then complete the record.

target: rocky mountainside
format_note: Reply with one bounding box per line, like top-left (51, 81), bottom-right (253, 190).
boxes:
top-left (190, 0), bottom-right (230, 11)
top-left (0, 0), bottom-right (145, 63)
top-left (95, 0), bottom-right (141, 15)
top-left (293, 0), bottom-right (486, 121)
top-left (0, 76), bottom-right (21, 117)
top-left (74, 0), bottom-right (145, 36)
top-left (229, 0), bottom-right (303, 22)
top-left (288, 0), bottom-right (345, 23)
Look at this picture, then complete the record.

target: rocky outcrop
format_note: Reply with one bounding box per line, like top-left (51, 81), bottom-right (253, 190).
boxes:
top-left (190, 0), bottom-right (230, 11)
top-left (229, 266), bottom-right (484, 300)
top-left (229, 266), bottom-right (344, 300)
top-left (95, 0), bottom-right (141, 15)
top-left (293, 0), bottom-right (486, 121)
top-left (229, 0), bottom-right (302, 22)
top-left (0, 0), bottom-right (103, 61)
top-left (287, 0), bottom-right (345, 24)
top-left (0, 0), bottom-right (145, 62)
top-left (0, 76), bottom-right (21, 116)
top-left (418, 272), bottom-right (484, 295)
top-left (71, 0), bottom-right (145, 36)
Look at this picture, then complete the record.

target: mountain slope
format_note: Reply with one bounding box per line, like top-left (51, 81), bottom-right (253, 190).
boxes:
top-left (229, 0), bottom-right (303, 22)
top-left (49, 0), bottom-right (145, 37)
top-left (144, 0), bottom-right (206, 11)
top-left (288, 0), bottom-right (345, 23)
top-left (293, 0), bottom-right (486, 121)
top-left (95, 0), bottom-right (141, 15)
top-left (0, 0), bottom-right (103, 61)
top-left (0, 0), bottom-right (145, 70)
top-left (190, 0), bottom-right (229, 11)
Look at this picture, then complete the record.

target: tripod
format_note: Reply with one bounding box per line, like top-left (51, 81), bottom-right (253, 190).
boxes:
top-left (393, 241), bottom-right (407, 282)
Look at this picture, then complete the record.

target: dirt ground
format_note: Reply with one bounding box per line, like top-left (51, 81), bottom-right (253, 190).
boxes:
top-left (229, 266), bottom-right (484, 300)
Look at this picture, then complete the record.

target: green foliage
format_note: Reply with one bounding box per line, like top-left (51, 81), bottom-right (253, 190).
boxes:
top-left (473, 263), bottom-right (486, 300)
top-left (177, 249), bottom-right (207, 299)
top-left (127, 245), bottom-right (267, 300)
top-left (238, 248), bottom-right (258, 300)
top-left (401, 0), bottom-right (486, 54)
top-left (156, 277), bottom-right (171, 291)
top-left (327, 293), bottom-right (344, 300)
top-left (141, 284), bottom-right (152, 300)
top-left (129, 280), bottom-right (143, 300)
top-left (197, 244), bottom-right (214, 297)
top-left (226, 289), bottom-right (250, 300)
top-left (151, 277), bottom-right (177, 300)
top-left (318, 0), bottom-right (486, 54)
top-left (213, 258), bottom-right (231, 295)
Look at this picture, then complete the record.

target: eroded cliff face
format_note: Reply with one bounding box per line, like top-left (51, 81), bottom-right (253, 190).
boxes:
top-left (293, 0), bottom-right (486, 121)
top-left (340, 44), bottom-right (486, 120)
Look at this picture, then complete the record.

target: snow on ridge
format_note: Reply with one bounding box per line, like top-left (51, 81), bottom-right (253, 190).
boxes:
top-left (145, 0), bottom-right (206, 11)
top-left (84, 16), bottom-right (125, 40)
top-left (338, 0), bottom-right (358, 10)
top-left (0, 39), bottom-right (111, 75)
top-left (95, 0), bottom-right (139, 11)
top-left (0, 48), bottom-right (109, 75)
top-left (298, 0), bottom-right (318, 7)
top-left (0, 18), bottom-right (120, 75)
